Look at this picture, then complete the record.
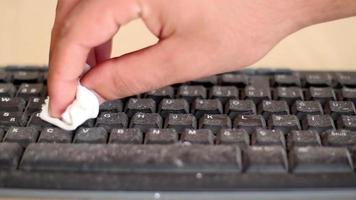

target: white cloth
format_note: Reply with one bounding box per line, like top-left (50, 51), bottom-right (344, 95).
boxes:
top-left (40, 64), bottom-right (100, 131)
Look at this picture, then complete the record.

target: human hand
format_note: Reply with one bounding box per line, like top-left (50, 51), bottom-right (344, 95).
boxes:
top-left (48, 0), bottom-right (356, 117)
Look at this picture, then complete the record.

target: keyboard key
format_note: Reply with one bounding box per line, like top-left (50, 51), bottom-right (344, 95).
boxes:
top-left (220, 73), bottom-right (248, 87)
top-left (0, 111), bottom-right (27, 128)
top-left (335, 72), bottom-right (356, 87)
top-left (0, 143), bottom-right (23, 169)
top-left (164, 113), bottom-right (197, 133)
top-left (322, 129), bottom-right (356, 147)
top-left (95, 112), bottom-right (128, 131)
top-left (289, 146), bottom-right (353, 173)
top-left (341, 87), bottom-right (356, 104)
top-left (233, 115), bottom-right (266, 134)
top-left (74, 127), bottom-right (108, 144)
top-left (125, 98), bottom-right (156, 117)
top-left (144, 128), bottom-right (178, 144)
top-left (0, 83), bottom-right (16, 97)
top-left (38, 128), bottom-right (73, 143)
top-left (337, 115), bottom-right (356, 131)
top-left (190, 76), bottom-right (218, 86)
top-left (27, 112), bottom-right (53, 129)
top-left (13, 71), bottom-right (42, 83)
top-left (0, 97), bottom-right (26, 112)
top-left (307, 87), bottom-right (336, 105)
top-left (109, 128), bottom-right (143, 144)
top-left (243, 146), bottom-right (288, 173)
top-left (130, 113), bottom-right (162, 132)
top-left (252, 128), bottom-right (285, 147)
top-left (199, 114), bottom-right (231, 134)
top-left (145, 86), bottom-right (174, 103)
top-left (239, 69), bottom-right (256, 75)
top-left (273, 74), bottom-right (301, 86)
top-left (216, 129), bottom-right (249, 147)
top-left (287, 130), bottom-right (321, 147)
top-left (268, 115), bottom-right (301, 133)
top-left (192, 99), bottom-right (223, 119)
top-left (210, 86), bottom-right (238, 104)
top-left (302, 115), bottom-right (335, 133)
top-left (225, 99), bottom-right (256, 119)
top-left (251, 69), bottom-right (276, 75)
top-left (99, 99), bottom-right (123, 112)
top-left (273, 68), bottom-right (293, 75)
top-left (25, 97), bottom-right (45, 113)
top-left (20, 143), bottom-right (242, 173)
top-left (82, 119), bottom-right (95, 127)
top-left (259, 100), bottom-right (289, 119)
top-left (273, 69), bottom-right (294, 76)
top-left (0, 71), bottom-right (11, 83)
top-left (4, 126), bottom-right (39, 147)
top-left (292, 101), bottom-right (323, 119)
top-left (325, 101), bottom-right (356, 119)
top-left (181, 129), bottom-right (214, 144)
top-left (275, 87), bottom-right (304, 105)
top-left (304, 73), bottom-right (333, 87)
top-left (177, 85), bottom-right (207, 103)
top-left (249, 76), bottom-right (270, 87)
top-left (16, 83), bottom-right (45, 99)
top-left (158, 99), bottom-right (189, 118)
top-left (244, 86), bottom-right (271, 104)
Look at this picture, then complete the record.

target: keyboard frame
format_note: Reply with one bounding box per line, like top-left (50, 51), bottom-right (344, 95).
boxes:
top-left (1, 168), bottom-right (356, 190)
top-left (1, 189), bottom-right (356, 200)
top-left (1, 66), bottom-right (356, 197)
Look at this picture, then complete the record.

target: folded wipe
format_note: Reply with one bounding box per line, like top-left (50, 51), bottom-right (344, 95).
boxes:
top-left (40, 65), bottom-right (100, 130)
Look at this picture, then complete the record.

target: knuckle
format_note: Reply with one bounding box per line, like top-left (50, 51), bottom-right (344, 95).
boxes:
top-left (58, 19), bottom-right (73, 39)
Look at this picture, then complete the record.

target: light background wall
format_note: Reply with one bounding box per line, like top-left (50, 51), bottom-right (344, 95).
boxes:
top-left (1, 0), bottom-right (356, 70)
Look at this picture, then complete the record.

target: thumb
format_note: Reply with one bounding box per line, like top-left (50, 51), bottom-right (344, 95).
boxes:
top-left (81, 38), bottom-right (211, 100)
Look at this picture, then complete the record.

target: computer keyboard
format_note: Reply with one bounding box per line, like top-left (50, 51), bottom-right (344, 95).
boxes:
top-left (0, 66), bottom-right (356, 191)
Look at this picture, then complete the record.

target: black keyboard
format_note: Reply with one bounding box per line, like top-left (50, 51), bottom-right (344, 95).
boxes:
top-left (0, 66), bottom-right (356, 191)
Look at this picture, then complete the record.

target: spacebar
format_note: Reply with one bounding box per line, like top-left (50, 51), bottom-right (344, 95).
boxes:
top-left (20, 143), bottom-right (242, 173)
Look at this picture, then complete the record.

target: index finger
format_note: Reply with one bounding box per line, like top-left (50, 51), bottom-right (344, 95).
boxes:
top-left (48, 0), bottom-right (141, 117)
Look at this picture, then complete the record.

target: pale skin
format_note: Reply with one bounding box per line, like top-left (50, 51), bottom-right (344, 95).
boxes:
top-left (49, 0), bottom-right (356, 117)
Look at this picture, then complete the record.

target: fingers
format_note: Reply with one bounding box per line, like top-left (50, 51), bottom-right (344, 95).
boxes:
top-left (81, 37), bottom-right (214, 100)
top-left (48, 0), bottom-right (141, 117)
top-left (50, 0), bottom-right (81, 60)
top-left (95, 40), bottom-right (113, 64)
top-left (86, 49), bottom-right (97, 67)
top-left (86, 40), bottom-right (113, 68)
top-left (52, 0), bottom-right (98, 71)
